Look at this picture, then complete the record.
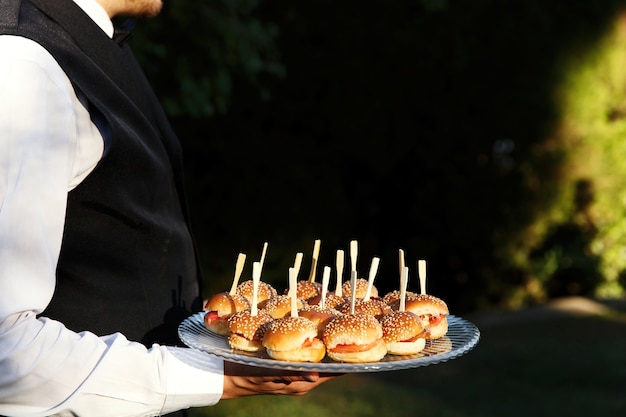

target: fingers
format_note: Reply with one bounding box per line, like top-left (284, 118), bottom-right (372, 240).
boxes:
top-left (221, 362), bottom-right (341, 399)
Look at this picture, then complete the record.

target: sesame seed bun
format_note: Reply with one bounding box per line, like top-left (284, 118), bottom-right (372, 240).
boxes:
top-left (297, 305), bottom-right (341, 338)
top-left (338, 298), bottom-right (391, 319)
top-left (382, 289), bottom-right (419, 306)
top-left (342, 278), bottom-right (378, 299)
top-left (317, 293), bottom-right (346, 309)
top-left (236, 280), bottom-right (278, 307)
top-left (285, 281), bottom-right (322, 303)
top-left (262, 295), bottom-right (307, 319)
top-left (380, 310), bottom-right (427, 355)
top-left (227, 310), bottom-right (273, 352)
top-left (322, 314), bottom-right (387, 363)
top-left (262, 316), bottom-right (326, 362)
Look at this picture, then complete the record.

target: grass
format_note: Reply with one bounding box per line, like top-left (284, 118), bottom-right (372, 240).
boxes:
top-left (190, 297), bottom-right (626, 417)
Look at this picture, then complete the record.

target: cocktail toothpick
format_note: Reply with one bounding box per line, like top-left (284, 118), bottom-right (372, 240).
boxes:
top-left (350, 240), bottom-right (358, 281)
top-left (289, 252), bottom-right (304, 297)
top-left (363, 257), bottom-right (380, 301)
top-left (399, 249), bottom-right (405, 281)
top-left (289, 267), bottom-right (299, 317)
top-left (418, 259), bottom-right (427, 295)
top-left (335, 249), bottom-right (344, 297)
top-left (228, 253), bottom-right (246, 295)
top-left (321, 265), bottom-right (331, 307)
top-left (251, 261), bottom-right (261, 316)
top-left (259, 242), bottom-right (269, 274)
top-left (400, 266), bottom-right (409, 312)
top-left (307, 239), bottom-right (321, 283)
top-left (349, 270), bottom-right (357, 315)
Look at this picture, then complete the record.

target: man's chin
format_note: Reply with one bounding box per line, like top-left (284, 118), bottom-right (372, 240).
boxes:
top-left (117, 0), bottom-right (163, 19)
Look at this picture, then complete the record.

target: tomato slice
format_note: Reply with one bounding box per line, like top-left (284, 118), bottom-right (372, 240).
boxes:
top-left (428, 315), bottom-right (444, 327)
top-left (204, 311), bottom-right (225, 325)
top-left (329, 340), bottom-right (380, 353)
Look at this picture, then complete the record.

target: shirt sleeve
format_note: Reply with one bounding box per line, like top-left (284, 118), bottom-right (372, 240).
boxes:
top-left (0, 36), bottom-right (224, 417)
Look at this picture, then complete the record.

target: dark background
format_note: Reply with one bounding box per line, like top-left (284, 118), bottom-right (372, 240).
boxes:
top-left (131, 0), bottom-right (626, 314)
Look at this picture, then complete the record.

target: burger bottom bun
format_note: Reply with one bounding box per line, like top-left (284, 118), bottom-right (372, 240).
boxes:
top-left (266, 338), bottom-right (326, 362)
top-left (228, 333), bottom-right (264, 352)
top-left (326, 338), bottom-right (387, 363)
top-left (427, 317), bottom-right (448, 340)
top-left (386, 338), bottom-right (426, 355)
top-left (205, 318), bottom-right (230, 336)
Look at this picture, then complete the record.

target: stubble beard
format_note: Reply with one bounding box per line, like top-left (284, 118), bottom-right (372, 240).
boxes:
top-left (124, 0), bottom-right (163, 18)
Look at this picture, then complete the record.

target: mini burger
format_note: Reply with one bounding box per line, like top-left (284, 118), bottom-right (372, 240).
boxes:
top-left (322, 313), bottom-right (387, 363)
top-left (338, 298), bottom-right (391, 320)
top-left (262, 295), bottom-right (307, 319)
top-left (285, 280), bottom-right (322, 304)
top-left (227, 309), bottom-right (273, 352)
top-left (382, 289), bottom-right (418, 306)
top-left (342, 278), bottom-right (378, 300)
top-left (297, 305), bottom-right (341, 338)
top-left (203, 292), bottom-right (250, 336)
top-left (262, 316), bottom-right (326, 362)
top-left (380, 310), bottom-right (428, 355)
top-left (400, 294), bottom-right (449, 339)
top-left (318, 292), bottom-right (346, 310)
top-left (236, 280), bottom-right (277, 307)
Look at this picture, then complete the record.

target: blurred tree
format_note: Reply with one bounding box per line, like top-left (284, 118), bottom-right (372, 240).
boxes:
top-left (131, 0), bottom-right (284, 118)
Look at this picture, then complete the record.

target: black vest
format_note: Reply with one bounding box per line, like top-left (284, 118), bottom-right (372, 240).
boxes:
top-left (0, 0), bottom-right (203, 346)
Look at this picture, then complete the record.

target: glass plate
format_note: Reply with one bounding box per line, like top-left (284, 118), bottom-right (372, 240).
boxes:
top-left (178, 311), bottom-right (480, 373)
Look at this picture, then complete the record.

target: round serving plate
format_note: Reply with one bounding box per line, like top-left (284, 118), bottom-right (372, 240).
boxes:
top-left (179, 312), bottom-right (479, 373)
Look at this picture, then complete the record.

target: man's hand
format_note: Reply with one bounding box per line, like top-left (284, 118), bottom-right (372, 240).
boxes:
top-left (221, 361), bottom-right (341, 399)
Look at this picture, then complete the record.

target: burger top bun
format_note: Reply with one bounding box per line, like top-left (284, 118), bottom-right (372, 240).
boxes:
top-left (227, 309), bottom-right (273, 341)
top-left (263, 295), bottom-right (307, 319)
top-left (342, 278), bottom-right (377, 299)
top-left (338, 298), bottom-right (391, 319)
top-left (203, 292), bottom-right (250, 316)
top-left (382, 289), bottom-right (418, 306)
top-left (285, 281), bottom-right (322, 303)
top-left (236, 280), bottom-right (278, 306)
top-left (323, 313), bottom-right (383, 349)
top-left (380, 310), bottom-right (426, 344)
top-left (262, 316), bottom-right (319, 352)
top-left (318, 292), bottom-right (346, 310)
top-left (297, 305), bottom-right (340, 337)
top-left (401, 294), bottom-right (449, 316)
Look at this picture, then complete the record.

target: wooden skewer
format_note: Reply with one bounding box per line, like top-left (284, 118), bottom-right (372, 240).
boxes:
top-left (251, 261), bottom-right (261, 316)
top-left (293, 252), bottom-right (303, 276)
top-left (228, 253), bottom-right (246, 295)
top-left (349, 270), bottom-right (357, 315)
top-left (335, 249), bottom-right (344, 297)
top-left (418, 259), bottom-right (427, 295)
top-left (307, 239), bottom-right (321, 282)
top-left (259, 242), bottom-right (269, 274)
top-left (289, 252), bottom-right (304, 297)
top-left (289, 267), bottom-right (299, 317)
top-left (399, 249), bottom-right (405, 281)
top-left (321, 265), bottom-right (331, 307)
top-left (350, 240), bottom-right (358, 280)
top-left (400, 266), bottom-right (409, 312)
top-left (363, 257), bottom-right (380, 301)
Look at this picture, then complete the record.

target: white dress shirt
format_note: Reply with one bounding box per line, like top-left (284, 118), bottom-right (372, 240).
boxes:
top-left (0, 1), bottom-right (224, 416)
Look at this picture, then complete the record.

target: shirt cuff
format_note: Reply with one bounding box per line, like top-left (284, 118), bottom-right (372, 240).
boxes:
top-left (161, 346), bottom-right (224, 414)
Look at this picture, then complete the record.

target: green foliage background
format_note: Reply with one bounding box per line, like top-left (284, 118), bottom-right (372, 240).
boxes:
top-left (131, 0), bottom-right (626, 313)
